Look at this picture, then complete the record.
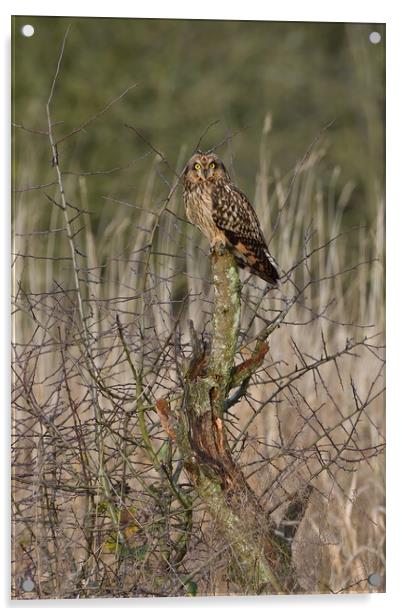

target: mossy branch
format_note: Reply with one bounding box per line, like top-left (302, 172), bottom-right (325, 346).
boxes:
top-left (156, 244), bottom-right (299, 594)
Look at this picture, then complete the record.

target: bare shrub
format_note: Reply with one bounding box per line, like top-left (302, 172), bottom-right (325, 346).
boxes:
top-left (11, 30), bottom-right (384, 599)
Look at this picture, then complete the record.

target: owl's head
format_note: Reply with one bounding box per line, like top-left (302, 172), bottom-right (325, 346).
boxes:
top-left (183, 151), bottom-right (229, 185)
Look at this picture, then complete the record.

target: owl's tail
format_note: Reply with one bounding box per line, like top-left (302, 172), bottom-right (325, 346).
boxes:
top-left (234, 249), bottom-right (280, 287)
top-left (251, 256), bottom-right (280, 287)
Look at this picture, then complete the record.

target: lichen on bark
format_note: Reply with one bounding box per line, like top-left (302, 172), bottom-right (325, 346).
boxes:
top-left (156, 244), bottom-right (298, 594)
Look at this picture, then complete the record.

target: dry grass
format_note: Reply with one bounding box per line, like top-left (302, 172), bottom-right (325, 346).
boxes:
top-left (12, 111), bottom-right (385, 598)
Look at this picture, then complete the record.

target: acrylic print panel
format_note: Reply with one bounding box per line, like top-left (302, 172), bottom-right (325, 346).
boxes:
top-left (11, 15), bottom-right (385, 599)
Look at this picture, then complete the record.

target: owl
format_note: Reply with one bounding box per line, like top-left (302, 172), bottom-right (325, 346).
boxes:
top-left (183, 151), bottom-right (279, 286)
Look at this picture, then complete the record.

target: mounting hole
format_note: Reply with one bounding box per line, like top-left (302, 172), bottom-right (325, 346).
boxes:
top-left (369, 31), bottom-right (381, 44)
top-left (368, 573), bottom-right (381, 587)
top-left (21, 577), bottom-right (35, 592)
top-left (21, 24), bottom-right (35, 38)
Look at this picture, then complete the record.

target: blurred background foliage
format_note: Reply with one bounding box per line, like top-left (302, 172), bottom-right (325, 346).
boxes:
top-left (12, 16), bottom-right (384, 242)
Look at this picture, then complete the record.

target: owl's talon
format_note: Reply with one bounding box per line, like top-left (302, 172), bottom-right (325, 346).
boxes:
top-left (211, 240), bottom-right (226, 256)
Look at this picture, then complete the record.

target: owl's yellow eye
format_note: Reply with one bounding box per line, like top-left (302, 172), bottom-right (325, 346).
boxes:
top-left (209, 162), bottom-right (216, 169)
top-left (194, 163), bottom-right (201, 170)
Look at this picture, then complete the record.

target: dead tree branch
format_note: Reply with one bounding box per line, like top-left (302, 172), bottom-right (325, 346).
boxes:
top-left (156, 244), bottom-right (301, 594)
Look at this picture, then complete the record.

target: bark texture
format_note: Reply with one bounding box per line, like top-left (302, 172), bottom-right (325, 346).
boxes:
top-left (156, 244), bottom-right (298, 594)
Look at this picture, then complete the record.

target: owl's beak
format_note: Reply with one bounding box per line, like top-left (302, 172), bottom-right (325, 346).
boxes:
top-left (202, 168), bottom-right (208, 179)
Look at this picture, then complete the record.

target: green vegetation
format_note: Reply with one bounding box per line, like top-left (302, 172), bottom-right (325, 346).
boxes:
top-left (13, 16), bottom-right (384, 234)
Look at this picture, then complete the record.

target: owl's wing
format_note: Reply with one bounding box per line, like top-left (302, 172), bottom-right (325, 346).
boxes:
top-left (211, 182), bottom-right (279, 286)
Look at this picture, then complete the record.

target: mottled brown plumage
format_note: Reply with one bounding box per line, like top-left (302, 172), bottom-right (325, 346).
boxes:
top-left (183, 151), bottom-right (279, 286)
